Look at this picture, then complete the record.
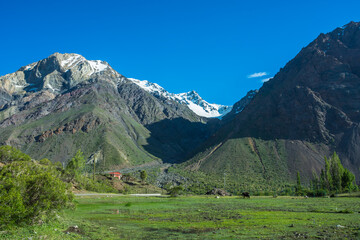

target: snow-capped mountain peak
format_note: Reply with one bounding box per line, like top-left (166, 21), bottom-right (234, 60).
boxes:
top-left (0, 53), bottom-right (122, 95)
top-left (128, 78), bottom-right (232, 118)
top-left (0, 53), bottom-right (232, 118)
top-left (55, 53), bottom-right (110, 75)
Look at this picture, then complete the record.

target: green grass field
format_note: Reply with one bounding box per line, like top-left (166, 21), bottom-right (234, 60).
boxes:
top-left (2, 195), bottom-right (360, 239)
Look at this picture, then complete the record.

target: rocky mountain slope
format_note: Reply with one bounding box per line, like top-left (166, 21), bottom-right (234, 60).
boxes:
top-left (0, 53), bottom-right (219, 167)
top-left (184, 21), bottom-right (360, 186)
top-left (221, 89), bottom-right (258, 122)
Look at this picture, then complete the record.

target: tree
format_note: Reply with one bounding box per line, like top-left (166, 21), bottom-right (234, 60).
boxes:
top-left (341, 168), bottom-right (357, 192)
top-left (319, 169), bottom-right (326, 192)
top-left (65, 150), bottom-right (85, 179)
top-left (122, 173), bottom-right (132, 182)
top-left (323, 157), bottom-right (332, 191)
top-left (310, 170), bottom-right (327, 197)
top-left (329, 152), bottom-right (343, 192)
top-left (295, 171), bottom-right (302, 195)
top-left (312, 152), bottom-right (357, 195)
top-left (168, 185), bottom-right (184, 197)
top-left (140, 170), bottom-right (147, 183)
top-left (310, 170), bottom-right (319, 192)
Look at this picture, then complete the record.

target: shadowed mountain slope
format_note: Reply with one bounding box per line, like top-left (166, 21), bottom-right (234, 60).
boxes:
top-left (184, 21), bottom-right (360, 184)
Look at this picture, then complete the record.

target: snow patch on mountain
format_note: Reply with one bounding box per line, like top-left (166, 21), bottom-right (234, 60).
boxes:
top-left (58, 53), bottom-right (109, 74)
top-left (128, 78), bottom-right (232, 118)
top-left (24, 62), bottom-right (37, 71)
top-left (59, 54), bottom-right (84, 68)
top-left (88, 60), bottom-right (108, 73)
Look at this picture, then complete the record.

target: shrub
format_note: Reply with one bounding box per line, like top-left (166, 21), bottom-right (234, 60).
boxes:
top-left (39, 158), bottom-right (52, 165)
top-left (0, 145), bottom-right (31, 163)
top-left (74, 174), bottom-right (117, 193)
top-left (168, 186), bottom-right (184, 197)
top-left (306, 189), bottom-right (327, 197)
top-left (0, 161), bottom-right (74, 228)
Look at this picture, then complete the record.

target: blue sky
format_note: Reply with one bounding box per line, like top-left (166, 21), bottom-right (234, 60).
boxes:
top-left (1, 0), bottom-right (360, 105)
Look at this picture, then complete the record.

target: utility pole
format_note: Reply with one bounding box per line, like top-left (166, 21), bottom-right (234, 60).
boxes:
top-left (223, 172), bottom-right (226, 190)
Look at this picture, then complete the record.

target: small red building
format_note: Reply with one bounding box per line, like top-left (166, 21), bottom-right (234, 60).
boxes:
top-left (109, 172), bottom-right (122, 180)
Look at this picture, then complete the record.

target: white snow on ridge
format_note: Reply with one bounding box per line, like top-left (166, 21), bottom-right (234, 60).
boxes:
top-left (128, 78), bottom-right (232, 118)
top-left (128, 78), bottom-right (168, 97)
top-left (59, 54), bottom-right (108, 74)
top-left (184, 97), bottom-right (231, 118)
top-left (24, 62), bottom-right (37, 71)
top-left (88, 60), bottom-right (108, 73)
top-left (60, 54), bottom-right (84, 68)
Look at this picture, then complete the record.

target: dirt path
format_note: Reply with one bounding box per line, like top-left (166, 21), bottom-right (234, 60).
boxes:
top-left (248, 137), bottom-right (267, 179)
top-left (186, 142), bottom-right (223, 171)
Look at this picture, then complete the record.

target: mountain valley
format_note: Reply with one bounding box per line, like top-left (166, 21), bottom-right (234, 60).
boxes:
top-left (1, 22), bottom-right (360, 191)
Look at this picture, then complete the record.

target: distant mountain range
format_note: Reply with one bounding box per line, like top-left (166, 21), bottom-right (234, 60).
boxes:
top-left (0, 52), bottom-right (231, 119)
top-left (0, 52), bottom-right (242, 168)
top-left (1, 21), bottom-right (360, 188)
top-left (128, 78), bottom-right (232, 118)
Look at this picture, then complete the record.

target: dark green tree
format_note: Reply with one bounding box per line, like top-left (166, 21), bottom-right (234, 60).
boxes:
top-left (329, 152), bottom-right (343, 192)
top-left (295, 171), bottom-right (302, 195)
top-left (140, 170), bottom-right (147, 183)
top-left (324, 157), bottom-right (332, 190)
top-left (341, 168), bottom-right (357, 192)
top-left (311, 170), bottom-right (319, 192)
top-left (168, 185), bottom-right (184, 197)
top-left (319, 169), bottom-right (326, 191)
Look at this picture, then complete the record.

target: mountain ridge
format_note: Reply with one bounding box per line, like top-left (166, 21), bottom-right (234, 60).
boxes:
top-left (181, 21), bottom-right (360, 185)
top-left (128, 78), bottom-right (232, 118)
top-left (0, 52), bottom-right (219, 167)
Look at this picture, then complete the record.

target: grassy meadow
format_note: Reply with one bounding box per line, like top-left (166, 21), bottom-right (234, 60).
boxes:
top-left (2, 195), bottom-right (360, 239)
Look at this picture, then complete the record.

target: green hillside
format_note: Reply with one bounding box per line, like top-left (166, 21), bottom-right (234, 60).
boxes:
top-left (177, 137), bottom-right (330, 192)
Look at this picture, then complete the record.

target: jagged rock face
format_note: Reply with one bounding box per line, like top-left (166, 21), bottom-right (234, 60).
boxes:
top-left (0, 53), bottom-right (125, 127)
top-left (188, 21), bottom-right (360, 181)
top-left (117, 82), bottom-right (201, 125)
top-left (36, 114), bottom-right (101, 142)
top-left (221, 90), bottom-right (258, 122)
top-left (0, 53), bottom-right (122, 96)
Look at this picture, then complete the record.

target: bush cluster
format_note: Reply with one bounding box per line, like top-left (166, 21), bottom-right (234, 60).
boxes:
top-left (0, 158), bottom-right (73, 227)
